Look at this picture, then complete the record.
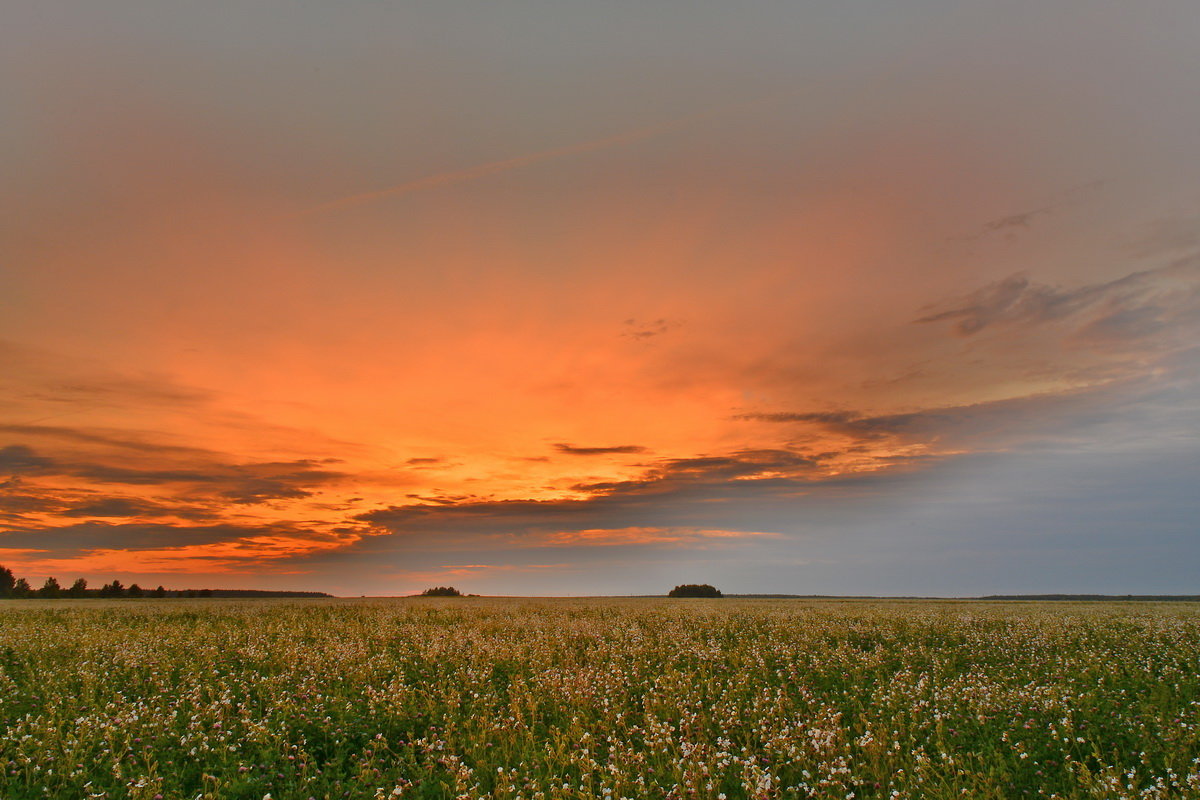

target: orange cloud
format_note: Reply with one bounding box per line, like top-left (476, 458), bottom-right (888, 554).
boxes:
top-left (0, 529), bottom-right (369, 578)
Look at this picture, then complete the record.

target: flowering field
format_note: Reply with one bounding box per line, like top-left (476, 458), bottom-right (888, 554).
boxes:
top-left (1, 599), bottom-right (1198, 800)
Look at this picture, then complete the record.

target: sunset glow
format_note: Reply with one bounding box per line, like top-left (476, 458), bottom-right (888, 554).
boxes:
top-left (4, 2), bottom-right (1199, 595)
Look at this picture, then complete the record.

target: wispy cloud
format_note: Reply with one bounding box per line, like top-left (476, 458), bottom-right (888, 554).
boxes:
top-left (538, 526), bottom-right (781, 548)
top-left (301, 97), bottom-right (779, 216)
top-left (914, 260), bottom-right (1200, 341)
top-left (553, 443), bottom-right (648, 456)
top-left (949, 181), bottom-right (1104, 243)
top-left (621, 318), bottom-right (683, 341)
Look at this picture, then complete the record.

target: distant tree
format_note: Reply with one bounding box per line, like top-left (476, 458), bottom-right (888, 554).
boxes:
top-left (419, 586), bottom-right (463, 597)
top-left (99, 580), bottom-right (125, 598)
top-left (198, 589), bottom-right (212, 598)
top-left (38, 577), bottom-right (62, 599)
top-left (11, 578), bottom-right (32, 598)
top-left (184, 590), bottom-right (196, 598)
top-left (668, 584), bottom-right (723, 598)
top-left (0, 565), bottom-right (14, 596)
top-left (127, 583), bottom-right (144, 598)
top-left (67, 578), bottom-right (88, 598)
top-left (152, 585), bottom-right (166, 598)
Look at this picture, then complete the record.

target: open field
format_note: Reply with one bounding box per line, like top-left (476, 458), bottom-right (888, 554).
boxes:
top-left (1, 599), bottom-right (1198, 800)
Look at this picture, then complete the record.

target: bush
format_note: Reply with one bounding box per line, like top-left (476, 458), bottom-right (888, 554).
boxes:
top-left (420, 586), bottom-right (463, 597)
top-left (668, 584), bottom-right (723, 598)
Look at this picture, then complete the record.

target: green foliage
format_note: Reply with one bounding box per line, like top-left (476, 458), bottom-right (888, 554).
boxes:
top-left (0, 600), bottom-right (1198, 800)
top-left (669, 583), bottom-right (723, 597)
top-left (419, 586), bottom-right (463, 597)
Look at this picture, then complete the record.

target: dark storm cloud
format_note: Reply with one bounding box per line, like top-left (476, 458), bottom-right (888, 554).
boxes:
top-left (553, 443), bottom-right (649, 456)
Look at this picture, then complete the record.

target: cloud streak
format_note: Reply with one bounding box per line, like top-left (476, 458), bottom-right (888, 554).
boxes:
top-left (538, 526), bottom-right (781, 548)
top-left (554, 443), bottom-right (648, 456)
top-left (301, 97), bottom-right (779, 216)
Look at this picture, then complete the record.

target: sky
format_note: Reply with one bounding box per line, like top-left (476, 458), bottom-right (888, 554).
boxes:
top-left (3, 1), bottom-right (1199, 596)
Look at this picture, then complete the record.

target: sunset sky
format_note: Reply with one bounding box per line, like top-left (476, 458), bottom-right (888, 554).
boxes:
top-left (3, 1), bottom-right (1199, 596)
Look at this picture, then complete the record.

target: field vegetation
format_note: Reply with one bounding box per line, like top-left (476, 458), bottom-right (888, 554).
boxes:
top-left (1, 598), bottom-right (1197, 799)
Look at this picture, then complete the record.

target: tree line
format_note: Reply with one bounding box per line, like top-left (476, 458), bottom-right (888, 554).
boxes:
top-left (0, 565), bottom-right (211, 599)
top-left (668, 583), bottom-right (723, 597)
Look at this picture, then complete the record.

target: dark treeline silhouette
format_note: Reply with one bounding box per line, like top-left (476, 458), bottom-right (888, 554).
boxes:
top-left (0, 564), bottom-right (331, 599)
top-left (668, 583), bottom-right (723, 598)
top-left (419, 586), bottom-right (463, 597)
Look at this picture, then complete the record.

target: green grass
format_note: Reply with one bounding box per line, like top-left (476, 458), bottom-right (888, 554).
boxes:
top-left (1, 598), bottom-right (1198, 799)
